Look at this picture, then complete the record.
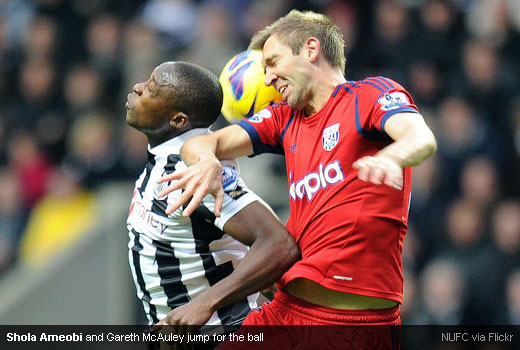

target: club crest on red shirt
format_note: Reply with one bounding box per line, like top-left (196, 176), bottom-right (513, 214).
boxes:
top-left (322, 123), bottom-right (340, 151)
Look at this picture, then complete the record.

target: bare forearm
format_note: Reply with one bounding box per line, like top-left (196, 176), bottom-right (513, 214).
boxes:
top-left (201, 234), bottom-right (298, 313)
top-left (180, 125), bottom-right (253, 166)
top-left (180, 135), bottom-right (218, 166)
top-left (379, 112), bottom-right (437, 167)
top-left (352, 113), bottom-right (437, 189)
top-left (378, 126), bottom-right (437, 167)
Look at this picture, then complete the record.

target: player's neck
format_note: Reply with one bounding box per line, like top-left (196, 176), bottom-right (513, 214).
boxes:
top-left (146, 125), bottom-right (184, 148)
top-left (304, 69), bottom-right (346, 116)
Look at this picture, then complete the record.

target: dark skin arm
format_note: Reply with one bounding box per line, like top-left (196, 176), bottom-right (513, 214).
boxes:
top-left (154, 200), bottom-right (299, 334)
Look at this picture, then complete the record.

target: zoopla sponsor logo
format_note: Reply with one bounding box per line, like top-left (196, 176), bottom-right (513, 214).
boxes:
top-left (289, 160), bottom-right (345, 201)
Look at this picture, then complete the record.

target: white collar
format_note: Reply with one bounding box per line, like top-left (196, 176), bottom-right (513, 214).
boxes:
top-left (147, 128), bottom-right (210, 156)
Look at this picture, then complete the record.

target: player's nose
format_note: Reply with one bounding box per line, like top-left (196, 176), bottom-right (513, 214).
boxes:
top-left (133, 83), bottom-right (143, 95)
top-left (264, 68), bottom-right (277, 87)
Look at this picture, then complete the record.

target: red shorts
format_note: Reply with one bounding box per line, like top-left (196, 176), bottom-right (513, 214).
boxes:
top-left (217, 290), bottom-right (401, 350)
top-left (244, 289), bottom-right (402, 325)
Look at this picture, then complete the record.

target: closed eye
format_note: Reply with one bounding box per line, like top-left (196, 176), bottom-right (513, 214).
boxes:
top-left (147, 83), bottom-right (157, 96)
top-left (265, 56), bottom-right (277, 69)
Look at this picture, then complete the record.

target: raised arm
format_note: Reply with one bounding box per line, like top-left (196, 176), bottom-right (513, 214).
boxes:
top-left (158, 124), bottom-right (253, 216)
top-left (154, 200), bottom-right (300, 330)
top-left (352, 112), bottom-right (437, 189)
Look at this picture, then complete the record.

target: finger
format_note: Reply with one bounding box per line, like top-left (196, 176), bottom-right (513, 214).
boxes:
top-left (165, 203), bottom-right (179, 216)
top-left (353, 157), bottom-right (376, 182)
top-left (356, 164), bottom-right (372, 182)
top-left (351, 158), bottom-right (365, 170)
top-left (352, 155), bottom-right (374, 168)
top-left (166, 185), bottom-right (198, 215)
top-left (182, 191), bottom-right (205, 217)
top-left (153, 321), bottom-right (165, 331)
top-left (177, 181), bottom-right (206, 217)
top-left (157, 170), bottom-right (185, 184)
top-left (166, 197), bottom-right (190, 216)
top-left (368, 164), bottom-right (386, 185)
top-left (213, 188), bottom-right (224, 217)
top-left (383, 170), bottom-right (403, 190)
top-left (166, 193), bottom-right (191, 215)
top-left (157, 179), bottom-right (186, 198)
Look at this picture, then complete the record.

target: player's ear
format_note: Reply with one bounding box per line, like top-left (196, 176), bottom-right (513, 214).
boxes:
top-left (305, 37), bottom-right (320, 63)
top-left (170, 112), bottom-right (188, 128)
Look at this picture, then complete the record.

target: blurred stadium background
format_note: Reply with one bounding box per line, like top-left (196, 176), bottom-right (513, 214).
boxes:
top-left (0, 0), bottom-right (519, 325)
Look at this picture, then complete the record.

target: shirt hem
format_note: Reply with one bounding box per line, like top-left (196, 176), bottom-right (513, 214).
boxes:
top-left (280, 269), bottom-right (403, 305)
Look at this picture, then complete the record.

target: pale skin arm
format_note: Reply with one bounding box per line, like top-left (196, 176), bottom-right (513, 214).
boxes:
top-left (352, 112), bottom-right (437, 189)
top-left (159, 113), bottom-right (436, 216)
top-left (157, 124), bottom-right (253, 216)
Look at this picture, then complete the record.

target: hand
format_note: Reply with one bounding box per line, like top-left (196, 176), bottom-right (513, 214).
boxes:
top-left (157, 155), bottom-right (224, 217)
top-left (352, 153), bottom-right (403, 190)
top-left (153, 298), bottom-right (214, 339)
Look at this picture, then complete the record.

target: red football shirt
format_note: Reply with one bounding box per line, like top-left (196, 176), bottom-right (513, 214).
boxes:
top-left (238, 77), bottom-right (419, 303)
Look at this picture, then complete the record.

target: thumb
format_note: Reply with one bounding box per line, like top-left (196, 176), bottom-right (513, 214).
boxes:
top-left (152, 321), bottom-right (165, 331)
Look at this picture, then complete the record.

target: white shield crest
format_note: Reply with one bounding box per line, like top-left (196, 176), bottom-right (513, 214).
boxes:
top-left (322, 123), bottom-right (340, 151)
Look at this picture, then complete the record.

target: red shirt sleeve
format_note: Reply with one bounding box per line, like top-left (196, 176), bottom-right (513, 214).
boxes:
top-left (237, 105), bottom-right (285, 155)
top-left (356, 77), bottom-right (419, 134)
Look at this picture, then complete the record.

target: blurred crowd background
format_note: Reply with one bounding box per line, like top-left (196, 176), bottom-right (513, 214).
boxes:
top-left (0, 0), bottom-right (520, 325)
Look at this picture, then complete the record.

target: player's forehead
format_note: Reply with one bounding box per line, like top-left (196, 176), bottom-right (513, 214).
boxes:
top-left (152, 62), bottom-right (176, 87)
top-left (262, 34), bottom-right (289, 66)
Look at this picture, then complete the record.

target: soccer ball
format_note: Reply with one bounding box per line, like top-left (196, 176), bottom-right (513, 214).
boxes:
top-left (219, 50), bottom-right (282, 123)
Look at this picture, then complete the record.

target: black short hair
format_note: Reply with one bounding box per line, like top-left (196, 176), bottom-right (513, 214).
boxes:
top-left (165, 62), bottom-right (223, 128)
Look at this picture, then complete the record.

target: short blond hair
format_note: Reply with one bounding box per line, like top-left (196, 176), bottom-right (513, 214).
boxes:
top-left (248, 10), bottom-right (345, 72)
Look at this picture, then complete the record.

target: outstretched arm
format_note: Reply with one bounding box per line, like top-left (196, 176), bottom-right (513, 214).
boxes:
top-left (158, 124), bottom-right (253, 216)
top-left (154, 200), bottom-right (299, 331)
top-left (352, 112), bottom-right (437, 189)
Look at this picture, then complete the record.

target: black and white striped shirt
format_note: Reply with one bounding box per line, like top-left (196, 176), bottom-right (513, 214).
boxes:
top-left (127, 128), bottom-right (260, 328)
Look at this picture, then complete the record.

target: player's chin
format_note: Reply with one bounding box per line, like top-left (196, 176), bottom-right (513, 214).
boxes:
top-left (125, 112), bottom-right (137, 127)
top-left (286, 97), bottom-right (299, 109)
top-left (288, 96), bottom-right (306, 110)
